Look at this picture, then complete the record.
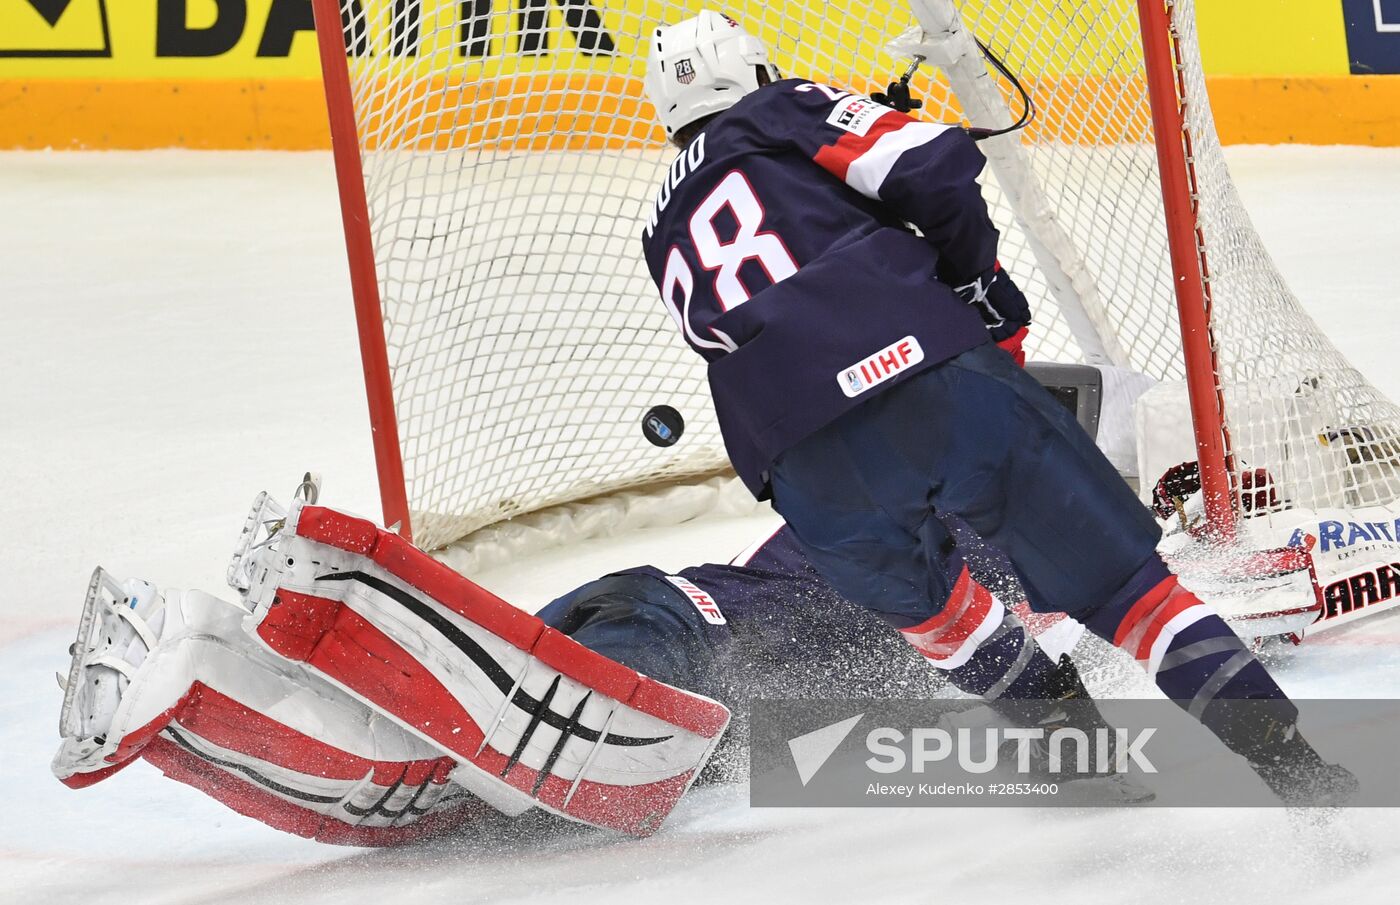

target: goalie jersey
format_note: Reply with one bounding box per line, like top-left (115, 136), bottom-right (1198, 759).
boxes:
top-left (640, 78), bottom-right (1001, 497)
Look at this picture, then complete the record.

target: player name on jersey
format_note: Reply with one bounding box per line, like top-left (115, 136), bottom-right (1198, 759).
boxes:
top-left (837, 337), bottom-right (925, 398)
top-left (644, 133), bottom-right (706, 239)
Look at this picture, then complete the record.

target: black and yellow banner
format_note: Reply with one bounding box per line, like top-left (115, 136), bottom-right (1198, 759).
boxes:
top-left (1, 1), bottom-right (1397, 148)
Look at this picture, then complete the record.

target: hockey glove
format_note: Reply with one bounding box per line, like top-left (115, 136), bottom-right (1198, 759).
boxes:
top-left (952, 262), bottom-right (1032, 346)
top-left (996, 326), bottom-right (1029, 368)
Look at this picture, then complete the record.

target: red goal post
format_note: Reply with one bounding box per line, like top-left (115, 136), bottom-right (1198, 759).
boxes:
top-left (1135, 0), bottom-right (1234, 538)
top-left (312, 0), bottom-right (413, 541)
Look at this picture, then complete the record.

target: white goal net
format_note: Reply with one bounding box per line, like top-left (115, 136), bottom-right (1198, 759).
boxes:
top-left (322, 0), bottom-right (1400, 553)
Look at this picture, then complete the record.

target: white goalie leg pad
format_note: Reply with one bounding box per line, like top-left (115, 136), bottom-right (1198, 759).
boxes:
top-left (53, 570), bottom-right (481, 844)
top-left (239, 501), bottom-right (731, 837)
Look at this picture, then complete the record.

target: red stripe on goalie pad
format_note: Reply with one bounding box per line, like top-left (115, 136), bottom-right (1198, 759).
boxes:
top-left (59, 754), bottom-right (139, 789)
top-left (297, 507), bottom-right (542, 649)
top-left (371, 529), bottom-right (545, 650)
top-left (259, 573), bottom-right (720, 835)
top-left (104, 687), bottom-right (201, 767)
top-left (255, 589), bottom-right (342, 662)
top-left (629, 675), bottom-right (730, 739)
top-left (258, 591), bottom-right (489, 754)
top-left (140, 736), bottom-right (478, 848)
top-left (530, 629), bottom-right (725, 738)
top-left (172, 681), bottom-right (455, 785)
top-left (531, 626), bottom-right (638, 702)
top-left (534, 770), bottom-right (692, 835)
top-left (463, 735), bottom-right (694, 834)
top-left (294, 504), bottom-right (379, 555)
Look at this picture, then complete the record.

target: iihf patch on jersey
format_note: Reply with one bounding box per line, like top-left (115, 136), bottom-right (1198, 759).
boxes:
top-left (825, 96), bottom-right (892, 137)
top-left (664, 575), bottom-right (726, 625)
top-left (674, 58), bottom-right (696, 84)
top-left (838, 336), bottom-right (925, 398)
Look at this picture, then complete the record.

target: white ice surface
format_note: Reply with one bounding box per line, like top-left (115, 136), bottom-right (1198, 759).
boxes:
top-left (3, 147), bottom-right (1400, 904)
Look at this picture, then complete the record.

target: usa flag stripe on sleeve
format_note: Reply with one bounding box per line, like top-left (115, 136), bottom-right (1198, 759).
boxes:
top-left (814, 117), bottom-right (953, 200)
top-left (812, 113), bottom-right (905, 180)
top-left (846, 123), bottom-right (956, 199)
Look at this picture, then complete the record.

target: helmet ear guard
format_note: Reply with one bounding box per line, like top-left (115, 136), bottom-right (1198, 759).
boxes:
top-left (644, 10), bottom-right (777, 138)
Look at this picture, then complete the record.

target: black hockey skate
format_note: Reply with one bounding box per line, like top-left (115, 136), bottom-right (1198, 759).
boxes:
top-left (1249, 731), bottom-right (1359, 809)
top-left (991, 656), bottom-right (1156, 804)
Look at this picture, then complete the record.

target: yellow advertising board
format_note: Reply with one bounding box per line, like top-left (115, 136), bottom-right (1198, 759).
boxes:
top-left (0, 0), bottom-right (1145, 80)
top-left (0, 0), bottom-right (1396, 148)
top-left (0, 1), bottom-right (319, 77)
top-left (0, 0), bottom-right (904, 78)
top-left (1, 0), bottom-right (112, 56)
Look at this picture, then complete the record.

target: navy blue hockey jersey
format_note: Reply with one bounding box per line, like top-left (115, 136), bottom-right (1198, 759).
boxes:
top-left (640, 78), bottom-right (1002, 496)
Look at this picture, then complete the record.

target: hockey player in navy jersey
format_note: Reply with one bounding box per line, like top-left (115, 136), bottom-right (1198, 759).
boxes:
top-left (638, 10), bottom-right (1352, 803)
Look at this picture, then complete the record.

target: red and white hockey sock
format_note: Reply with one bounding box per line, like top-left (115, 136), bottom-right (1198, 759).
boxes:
top-left (1105, 569), bottom-right (1291, 717)
top-left (897, 567), bottom-right (1005, 669)
top-left (897, 567), bottom-right (1087, 703)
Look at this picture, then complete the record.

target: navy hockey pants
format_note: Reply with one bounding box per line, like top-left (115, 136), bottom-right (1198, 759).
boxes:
top-left (769, 343), bottom-right (1161, 628)
top-left (767, 343), bottom-right (1291, 717)
top-left (534, 571), bottom-right (944, 707)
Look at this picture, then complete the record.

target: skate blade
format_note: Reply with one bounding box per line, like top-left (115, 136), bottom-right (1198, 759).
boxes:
top-left (1054, 772), bottom-right (1157, 805)
top-left (59, 567), bottom-right (127, 739)
top-left (226, 491), bottom-right (287, 594)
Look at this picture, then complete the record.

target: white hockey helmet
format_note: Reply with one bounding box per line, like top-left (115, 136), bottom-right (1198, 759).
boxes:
top-left (644, 11), bottom-right (779, 139)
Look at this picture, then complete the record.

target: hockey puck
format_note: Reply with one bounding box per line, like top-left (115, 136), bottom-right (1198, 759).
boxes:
top-left (642, 405), bottom-right (685, 447)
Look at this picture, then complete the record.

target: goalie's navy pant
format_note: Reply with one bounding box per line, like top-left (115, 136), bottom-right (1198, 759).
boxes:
top-left (535, 564), bottom-right (947, 707)
top-left (767, 343), bottom-right (1291, 713)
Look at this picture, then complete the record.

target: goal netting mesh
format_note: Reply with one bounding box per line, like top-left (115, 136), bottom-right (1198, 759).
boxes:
top-left (329, 0), bottom-right (1400, 552)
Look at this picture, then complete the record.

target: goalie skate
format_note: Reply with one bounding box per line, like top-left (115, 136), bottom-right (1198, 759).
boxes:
top-left (54, 568), bottom-right (164, 784)
top-left (53, 559), bottom-right (490, 845)
top-left (234, 497), bottom-right (730, 837)
top-left (227, 472), bottom-right (320, 594)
